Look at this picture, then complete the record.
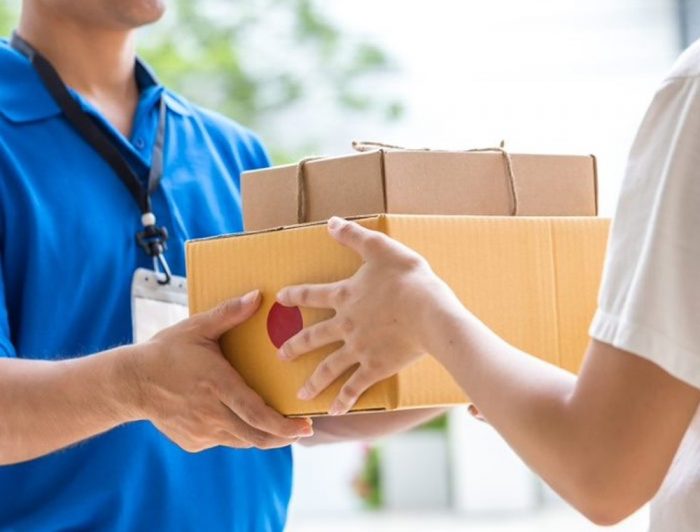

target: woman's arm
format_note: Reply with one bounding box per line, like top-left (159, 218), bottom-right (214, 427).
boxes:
top-left (430, 309), bottom-right (698, 525)
top-left (277, 217), bottom-right (700, 525)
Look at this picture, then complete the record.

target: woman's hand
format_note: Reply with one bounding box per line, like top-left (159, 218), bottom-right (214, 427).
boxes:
top-left (276, 217), bottom-right (462, 415)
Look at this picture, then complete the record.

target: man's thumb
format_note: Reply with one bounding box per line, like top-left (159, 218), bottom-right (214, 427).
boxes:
top-left (198, 290), bottom-right (261, 340)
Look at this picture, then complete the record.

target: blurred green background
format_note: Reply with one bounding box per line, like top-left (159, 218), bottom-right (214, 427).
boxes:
top-left (0, 0), bottom-right (402, 162)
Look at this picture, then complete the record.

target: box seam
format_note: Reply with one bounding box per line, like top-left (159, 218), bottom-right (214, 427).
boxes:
top-left (383, 214), bottom-right (400, 409)
top-left (590, 154), bottom-right (599, 216)
top-left (379, 150), bottom-right (388, 212)
top-left (548, 220), bottom-right (563, 367)
top-left (185, 242), bottom-right (197, 315)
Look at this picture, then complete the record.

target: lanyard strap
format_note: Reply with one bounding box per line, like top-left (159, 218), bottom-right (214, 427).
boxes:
top-left (10, 32), bottom-right (173, 284)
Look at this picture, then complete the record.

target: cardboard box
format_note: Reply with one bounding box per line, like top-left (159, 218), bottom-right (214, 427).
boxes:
top-left (186, 215), bottom-right (609, 417)
top-left (242, 148), bottom-right (599, 231)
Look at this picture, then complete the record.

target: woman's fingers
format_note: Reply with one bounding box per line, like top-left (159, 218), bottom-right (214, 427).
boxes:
top-left (467, 403), bottom-right (488, 423)
top-left (327, 217), bottom-right (393, 261)
top-left (297, 347), bottom-right (359, 400)
top-left (277, 281), bottom-right (342, 310)
top-left (279, 318), bottom-right (342, 361)
top-left (328, 367), bottom-right (377, 416)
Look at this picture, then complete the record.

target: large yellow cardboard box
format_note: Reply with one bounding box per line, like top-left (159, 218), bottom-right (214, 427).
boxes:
top-left (186, 215), bottom-right (610, 417)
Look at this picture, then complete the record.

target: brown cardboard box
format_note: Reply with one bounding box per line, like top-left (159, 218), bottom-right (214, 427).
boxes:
top-left (242, 147), bottom-right (598, 231)
top-left (186, 215), bottom-right (609, 417)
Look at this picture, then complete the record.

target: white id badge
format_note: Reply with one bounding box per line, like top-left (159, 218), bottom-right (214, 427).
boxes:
top-left (131, 268), bottom-right (189, 344)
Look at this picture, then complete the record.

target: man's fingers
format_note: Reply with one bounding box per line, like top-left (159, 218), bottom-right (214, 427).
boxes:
top-left (279, 319), bottom-right (342, 361)
top-left (297, 347), bottom-right (358, 401)
top-left (223, 418), bottom-right (299, 449)
top-left (213, 429), bottom-right (253, 449)
top-left (212, 405), bottom-right (300, 449)
top-left (217, 369), bottom-right (313, 439)
top-left (196, 290), bottom-right (261, 341)
top-left (235, 397), bottom-right (312, 440)
top-left (327, 216), bottom-right (392, 261)
top-left (328, 367), bottom-right (375, 416)
top-left (277, 282), bottom-right (341, 310)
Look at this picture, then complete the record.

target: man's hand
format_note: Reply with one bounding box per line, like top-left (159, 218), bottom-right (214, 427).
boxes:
top-left (129, 290), bottom-right (314, 451)
top-left (276, 217), bottom-right (462, 415)
top-left (0, 290), bottom-right (313, 466)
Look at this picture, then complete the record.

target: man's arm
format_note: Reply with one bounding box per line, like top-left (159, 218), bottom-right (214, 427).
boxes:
top-left (0, 292), bottom-right (312, 465)
top-left (0, 348), bottom-right (137, 465)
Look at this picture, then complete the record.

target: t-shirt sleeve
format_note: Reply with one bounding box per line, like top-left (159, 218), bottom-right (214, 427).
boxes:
top-left (0, 149), bottom-right (16, 358)
top-left (0, 237), bottom-right (17, 357)
top-left (589, 73), bottom-right (700, 389)
top-left (245, 130), bottom-right (272, 169)
top-left (0, 255), bottom-right (16, 358)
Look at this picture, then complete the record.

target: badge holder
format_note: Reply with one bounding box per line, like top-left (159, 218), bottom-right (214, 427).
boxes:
top-left (131, 212), bottom-right (188, 343)
top-left (131, 268), bottom-right (188, 344)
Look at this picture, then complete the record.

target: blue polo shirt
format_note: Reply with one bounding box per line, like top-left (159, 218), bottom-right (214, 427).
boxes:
top-left (0, 40), bottom-right (292, 531)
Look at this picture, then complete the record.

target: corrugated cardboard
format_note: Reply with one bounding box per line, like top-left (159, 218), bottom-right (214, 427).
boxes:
top-left (242, 149), bottom-right (599, 231)
top-left (186, 215), bottom-right (610, 417)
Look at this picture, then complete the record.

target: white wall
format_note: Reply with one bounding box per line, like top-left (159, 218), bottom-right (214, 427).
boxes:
top-left (288, 0), bottom-right (678, 527)
top-left (273, 0), bottom-right (679, 217)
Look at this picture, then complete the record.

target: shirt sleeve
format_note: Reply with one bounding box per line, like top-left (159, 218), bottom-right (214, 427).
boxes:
top-left (589, 73), bottom-right (700, 389)
top-left (246, 129), bottom-right (272, 169)
top-left (0, 253), bottom-right (16, 358)
top-left (0, 143), bottom-right (16, 358)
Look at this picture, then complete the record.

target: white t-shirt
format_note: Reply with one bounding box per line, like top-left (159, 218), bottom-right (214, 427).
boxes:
top-left (589, 40), bottom-right (700, 531)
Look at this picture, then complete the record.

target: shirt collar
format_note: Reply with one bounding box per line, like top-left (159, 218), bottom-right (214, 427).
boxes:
top-left (0, 39), bottom-right (191, 124)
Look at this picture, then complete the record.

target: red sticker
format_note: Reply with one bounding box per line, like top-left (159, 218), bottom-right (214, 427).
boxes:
top-left (267, 302), bottom-right (304, 348)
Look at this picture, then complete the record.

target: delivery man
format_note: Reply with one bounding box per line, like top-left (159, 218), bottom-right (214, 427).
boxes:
top-left (0, 1), bottom-right (440, 530)
top-left (277, 40), bottom-right (700, 531)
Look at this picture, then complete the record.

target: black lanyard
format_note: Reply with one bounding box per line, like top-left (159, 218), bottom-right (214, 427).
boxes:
top-left (10, 32), bottom-right (173, 284)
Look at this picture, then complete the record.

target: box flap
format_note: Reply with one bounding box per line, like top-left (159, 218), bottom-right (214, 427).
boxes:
top-left (383, 151), bottom-right (597, 216)
top-left (242, 164), bottom-right (299, 232)
top-left (242, 151), bottom-right (386, 231)
top-left (186, 216), bottom-right (398, 416)
top-left (550, 218), bottom-right (609, 372)
top-left (381, 215), bottom-right (609, 406)
top-left (511, 154), bottom-right (597, 216)
top-left (385, 215), bottom-right (562, 362)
